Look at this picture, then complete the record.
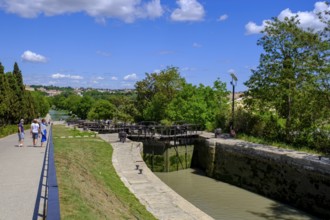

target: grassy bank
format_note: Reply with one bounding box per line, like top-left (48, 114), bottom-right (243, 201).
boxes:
top-left (237, 134), bottom-right (321, 155)
top-left (53, 125), bottom-right (156, 220)
top-left (0, 125), bottom-right (19, 138)
top-left (0, 124), bottom-right (30, 139)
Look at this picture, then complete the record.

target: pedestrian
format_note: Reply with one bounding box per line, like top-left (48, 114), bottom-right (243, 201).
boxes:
top-left (40, 118), bottom-right (47, 147)
top-left (30, 119), bottom-right (40, 146)
top-left (18, 119), bottom-right (24, 147)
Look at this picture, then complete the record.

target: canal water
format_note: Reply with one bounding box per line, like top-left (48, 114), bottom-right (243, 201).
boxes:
top-left (48, 109), bottom-right (70, 121)
top-left (155, 168), bottom-right (318, 220)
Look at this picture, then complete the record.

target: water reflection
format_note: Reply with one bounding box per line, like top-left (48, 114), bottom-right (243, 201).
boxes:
top-left (48, 109), bottom-right (70, 121)
top-left (155, 168), bottom-right (318, 220)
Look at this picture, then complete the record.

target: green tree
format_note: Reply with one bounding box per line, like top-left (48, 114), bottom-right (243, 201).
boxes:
top-left (108, 95), bottom-right (138, 123)
top-left (64, 94), bottom-right (82, 115)
top-left (31, 91), bottom-right (50, 118)
top-left (76, 95), bottom-right (94, 119)
top-left (135, 67), bottom-right (185, 122)
top-left (166, 80), bottom-right (229, 130)
top-left (87, 100), bottom-right (116, 120)
top-left (0, 63), bottom-right (10, 124)
top-left (24, 91), bottom-right (38, 121)
top-left (13, 63), bottom-right (27, 119)
top-left (6, 72), bottom-right (20, 123)
top-left (244, 16), bottom-right (329, 142)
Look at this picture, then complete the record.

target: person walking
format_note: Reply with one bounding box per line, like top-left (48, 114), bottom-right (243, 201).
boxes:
top-left (18, 119), bottom-right (24, 147)
top-left (30, 119), bottom-right (40, 146)
top-left (40, 118), bottom-right (47, 147)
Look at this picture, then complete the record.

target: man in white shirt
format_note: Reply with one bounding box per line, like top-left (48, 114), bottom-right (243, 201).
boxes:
top-left (30, 119), bottom-right (40, 146)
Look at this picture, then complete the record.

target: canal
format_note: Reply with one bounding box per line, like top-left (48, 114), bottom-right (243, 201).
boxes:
top-left (48, 109), bottom-right (70, 121)
top-left (155, 168), bottom-right (318, 220)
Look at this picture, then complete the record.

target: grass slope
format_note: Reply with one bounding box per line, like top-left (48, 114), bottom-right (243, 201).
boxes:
top-left (53, 125), bottom-right (156, 220)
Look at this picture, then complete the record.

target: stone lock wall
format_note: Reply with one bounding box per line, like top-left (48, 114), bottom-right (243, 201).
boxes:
top-left (193, 137), bottom-right (330, 219)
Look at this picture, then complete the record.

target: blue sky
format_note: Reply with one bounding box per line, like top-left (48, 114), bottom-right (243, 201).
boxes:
top-left (0, 0), bottom-right (328, 91)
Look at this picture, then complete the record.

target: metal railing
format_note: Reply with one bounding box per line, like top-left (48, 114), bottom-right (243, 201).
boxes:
top-left (33, 125), bottom-right (60, 219)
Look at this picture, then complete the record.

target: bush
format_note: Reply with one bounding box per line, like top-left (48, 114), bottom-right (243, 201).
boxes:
top-left (0, 125), bottom-right (19, 138)
top-left (235, 108), bottom-right (285, 141)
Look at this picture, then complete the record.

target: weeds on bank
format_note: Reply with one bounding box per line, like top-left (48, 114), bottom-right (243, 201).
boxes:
top-left (237, 134), bottom-right (320, 155)
top-left (53, 125), bottom-right (156, 220)
top-left (0, 125), bottom-right (17, 138)
top-left (0, 124), bottom-right (31, 138)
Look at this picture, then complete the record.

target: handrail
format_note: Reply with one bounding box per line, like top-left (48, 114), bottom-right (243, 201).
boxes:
top-left (46, 126), bottom-right (60, 219)
top-left (32, 125), bottom-right (60, 219)
top-left (32, 125), bottom-right (50, 219)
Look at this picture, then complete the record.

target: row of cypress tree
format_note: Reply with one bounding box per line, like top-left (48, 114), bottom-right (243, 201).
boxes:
top-left (0, 62), bottom-right (47, 125)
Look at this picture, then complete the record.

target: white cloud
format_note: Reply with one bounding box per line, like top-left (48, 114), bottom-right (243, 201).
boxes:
top-left (142, 0), bottom-right (163, 19)
top-left (192, 42), bottom-right (202, 48)
top-left (124, 73), bottom-right (137, 81)
top-left (51, 73), bottom-right (83, 80)
top-left (111, 76), bottom-right (118, 80)
top-left (245, 20), bottom-right (268, 35)
top-left (21, 50), bottom-right (47, 63)
top-left (121, 82), bottom-right (134, 88)
top-left (171, 0), bottom-right (205, 22)
top-left (228, 69), bottom-right (236, 74)
top-left (51, 73), bottom-right (66, 79)
top-left (0, 0), bottom-right (164, 23)
top-left (218, 14), bottom-right (228, 22)
top-left (245, 1), bottom-right (330, 35)
top-left (70, 75), bottom-right (84, 80)
top-left (181, 67), bottom-right (195, 72)
top-left (96, 76), bottom-right (104, 80)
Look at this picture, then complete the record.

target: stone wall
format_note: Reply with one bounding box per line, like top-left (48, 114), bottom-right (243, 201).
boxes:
top-left (142, 140), bottom-right (195, 172)
top-left (193, 136), bottom-right (330, 219)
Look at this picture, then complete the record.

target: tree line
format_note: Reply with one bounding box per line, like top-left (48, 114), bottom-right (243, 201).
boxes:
top-left (0, 62), bottom-right (50, 125)
top-left (49, 66), bottom-right (230, 131)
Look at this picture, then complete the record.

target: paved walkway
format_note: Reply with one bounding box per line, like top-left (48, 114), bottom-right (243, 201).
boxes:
top-left (0, 117), bottom-right (50, 220)
top-left (99, 133), bottom-right (213, 220)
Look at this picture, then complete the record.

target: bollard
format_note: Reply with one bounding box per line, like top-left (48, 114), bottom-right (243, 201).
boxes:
top-left (136, 164), bottom-right (139, 170)
top-left (214, 128), bottom-right (222, 138)
top-left (139, 169), bottom-right (143, 174)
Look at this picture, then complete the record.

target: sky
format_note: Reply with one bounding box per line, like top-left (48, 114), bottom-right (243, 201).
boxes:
top-left (0, 0), bottom-right (328, 91)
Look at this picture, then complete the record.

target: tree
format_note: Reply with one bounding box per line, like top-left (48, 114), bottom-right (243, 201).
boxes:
top-left (0, 61), bottom-right (45, 124)
top-left (135, 66), bottom-right (185, 122)
top-left (244, 16), bottom-right (330, 144)
top-left (31, 91), bottom-right (50, 118)
top-left (0, 63), bottom-right (10, 124)
top-left (165, 79), bottom-right (229, 130)
top-left (64, 94), bottom-right (82, 115)
top-left (6, 72), bottom-right (20, 123)
top-left (76, 95), bottom-right (94, 119)
top-left (87, 100), bottom-right (116, 120)
top-left (108, 95), bottom-right (138, 122)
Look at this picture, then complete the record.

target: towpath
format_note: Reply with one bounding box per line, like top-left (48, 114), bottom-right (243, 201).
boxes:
top-left (0, 116), bottom-right (50, 220)
top-left (98, 133), bottom-right (213, 220)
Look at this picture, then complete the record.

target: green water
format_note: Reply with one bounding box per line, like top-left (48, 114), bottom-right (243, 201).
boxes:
top-left (48, 109), bottom-right (70, 121)
top-left (155, 168), bottom-right (319, 220)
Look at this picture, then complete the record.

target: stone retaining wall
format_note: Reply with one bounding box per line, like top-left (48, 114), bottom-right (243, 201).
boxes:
top-left (194, 136), bottom-right (330, 219)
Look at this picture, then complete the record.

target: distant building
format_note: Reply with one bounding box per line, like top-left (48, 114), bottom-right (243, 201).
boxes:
top-left (25, 85), bottom-right (35, 91)
top-left (46, 90), bottom-right (62, 96)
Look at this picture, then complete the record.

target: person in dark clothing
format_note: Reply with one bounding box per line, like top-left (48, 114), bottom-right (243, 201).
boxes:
top-left (18, 119), bottom-right (24, 147)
